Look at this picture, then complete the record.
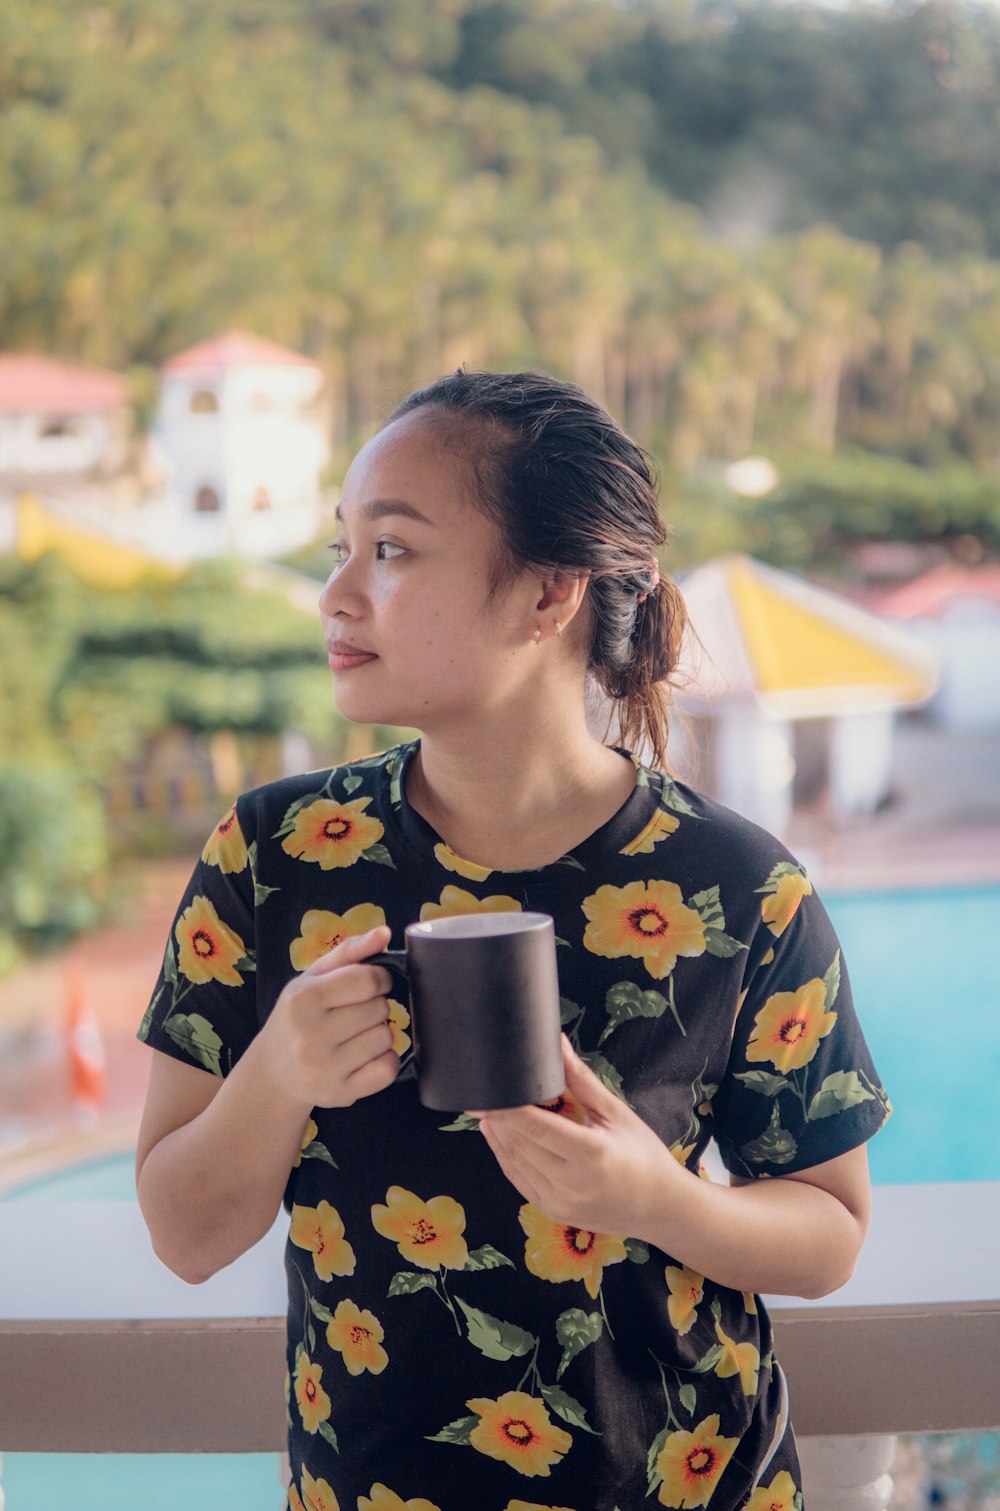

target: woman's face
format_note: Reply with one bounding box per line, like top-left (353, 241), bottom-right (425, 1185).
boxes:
top-left (319, 409), bottom-right (537, 733)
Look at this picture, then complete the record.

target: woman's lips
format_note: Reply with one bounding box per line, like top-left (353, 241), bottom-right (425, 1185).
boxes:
top-left (327, 649), bottom-right (377, 670)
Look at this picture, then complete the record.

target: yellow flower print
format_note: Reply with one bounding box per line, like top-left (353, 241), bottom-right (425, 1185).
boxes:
top-left (747, 1470), bottom-right (799, 1511)
top-left (288, 1485), bottom-right (305, 1511)
top-left (620, 808), bottom-right (680, 856)
top-left (654, 1414), bottom-right (740, 1508)
top-left (665, 1264), bottom-right (704, 1336)
top-left (371, 1186), bottom-right (469, 1271)
top-left (281, 796), bottom-right (384, 869)
top-left (387, 998), bottom-right (411, 1056)
top-left (433, 841), bottom-right (493, 882)
top-left (419, 885), bottom-right (522, 922)
top-left (293, 1117), bottom-right (319, 1168)
top-left (518, 1202), bottom-right (627, 1300)
top-left (539, 1089), bottom-right (587, 1125)
top-left (582, 880), bottom-right (707, 980)
top-left (290, 1201), bottom-right (356, 1282)
top-left (761, 871), bottom-right (813, 938)
top-left (289, 903), bottom-right (387, 971)
top-left (201, 805), bottom-right (248, 873)
top-left (325, 1298), bottom-right (388, 1377)
top-left (669, 1143), bottom-right (696, 1168)
top-left (466, 1390), bottom-right (573, 1478)
top-left (504, 1504), bottom-right (578, 1511)
top-left (175, 895), bottom-right (247, 986)
top-left (742, 1292), bottom-right (758, 1316)
top-left (357, 1485), bottom-right (442, 1511)
top-left (713, 1319), bottom-right (760, 1397)
top-left (297, 1466), bottom-right (340, 1511)
top-left (293, 1352), bottom-right (332, 1435)
top-left (746, 979), bottom-right (837, 1073)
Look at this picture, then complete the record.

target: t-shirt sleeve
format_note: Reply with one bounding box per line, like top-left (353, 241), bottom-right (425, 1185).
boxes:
top-left (136, 800), bottom-right (259, 1079)
top-left (712, 865), bottom-right (892, 1179)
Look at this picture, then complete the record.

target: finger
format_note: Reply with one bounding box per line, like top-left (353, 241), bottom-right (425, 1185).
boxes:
top-left (340, 1046), bottom-right (400, 1104)
top-left (560, 1035), bottom-right (620, 1122)
top-left (321, 995), bottom-right (393, 1049)
top-left (479, 1104), bottom-right (578, 1162)
top-left (477, 1119), bottom-right (549, 1207)
top-left (332, 1017), bottom-right (396, 1080)
top-left (306, 961), bottom-right (394, 1007)
top-left (305, 925), bottom-right (392, 978)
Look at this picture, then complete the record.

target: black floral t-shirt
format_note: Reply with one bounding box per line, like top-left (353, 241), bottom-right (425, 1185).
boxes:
top-left (138, 739), bottom-right (891, 1511)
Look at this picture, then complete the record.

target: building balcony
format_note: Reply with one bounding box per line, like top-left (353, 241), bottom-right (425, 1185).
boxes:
top-left (1, 1178), bottom-right (997, 1510)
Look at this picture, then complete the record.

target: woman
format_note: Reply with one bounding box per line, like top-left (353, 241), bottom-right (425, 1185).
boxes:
top-left (136, 370), bottom-right (890, 1511)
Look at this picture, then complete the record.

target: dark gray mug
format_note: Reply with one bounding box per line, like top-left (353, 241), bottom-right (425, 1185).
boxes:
top-left (370, 911), bottom-right (565, 1111)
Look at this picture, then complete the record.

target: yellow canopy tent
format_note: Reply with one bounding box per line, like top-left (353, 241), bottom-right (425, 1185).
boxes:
top-left (676, 553), bottom-right (938, 718)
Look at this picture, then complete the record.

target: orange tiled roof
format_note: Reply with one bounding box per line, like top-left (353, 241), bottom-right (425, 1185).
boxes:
top-left (873, 563), bottom-right (1000, 620)
top-left (163, 331), bottom-right (317, 374)
top-left (0, 354), bottom-right (126, 414)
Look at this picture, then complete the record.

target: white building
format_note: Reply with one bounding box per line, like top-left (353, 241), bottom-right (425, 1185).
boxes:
top-left (151, 331), bottom-right (329, 559)
top-left (0, 354), bottom-right (130, 482)
top-left (875, 563), bottom-right (1000, 733)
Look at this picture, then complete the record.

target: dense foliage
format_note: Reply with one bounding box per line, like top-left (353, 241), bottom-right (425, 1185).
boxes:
top-left (0, 554), bottom-right (353, 968)
top-left (5, 0), bottom-right (1000, 503)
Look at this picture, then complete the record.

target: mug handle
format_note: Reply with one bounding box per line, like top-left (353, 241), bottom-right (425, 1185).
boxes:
top-left (368, 949), bottom-right (416, 1081)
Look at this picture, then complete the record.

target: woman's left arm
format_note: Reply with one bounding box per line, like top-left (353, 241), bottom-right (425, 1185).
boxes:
top-left (475, 1035), bottom-right (872, 1300)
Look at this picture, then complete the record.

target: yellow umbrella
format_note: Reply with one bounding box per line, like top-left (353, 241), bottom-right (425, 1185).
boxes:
top-left (676, 553), bottom-right (938, 718)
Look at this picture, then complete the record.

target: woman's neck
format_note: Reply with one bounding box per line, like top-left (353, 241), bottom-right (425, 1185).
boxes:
top-left (405, 722), bottom-right (636, 873)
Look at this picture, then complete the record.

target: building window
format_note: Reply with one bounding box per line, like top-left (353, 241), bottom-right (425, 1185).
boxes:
top-left (40, 417), bottom-right (85, 439)
top-left (251, 486), bottom-right (271, 512)
top-left (195, 485), bottom-right (220, 513)
top-left (189, 389), bottom-right (219, 414)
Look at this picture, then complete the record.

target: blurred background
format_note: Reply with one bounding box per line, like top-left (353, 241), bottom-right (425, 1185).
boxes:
top-left (1, 1), bottom-right (999, 1504)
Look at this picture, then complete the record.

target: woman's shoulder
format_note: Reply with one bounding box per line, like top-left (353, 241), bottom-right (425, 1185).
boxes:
top-left (230, 743), bottom-right (406, 836)
top-left (650, 767), bottom-right (807, 882)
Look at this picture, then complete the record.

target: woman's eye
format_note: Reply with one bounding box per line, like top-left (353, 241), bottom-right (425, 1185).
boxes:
top-left (327, 540), bottom-right (404, 564)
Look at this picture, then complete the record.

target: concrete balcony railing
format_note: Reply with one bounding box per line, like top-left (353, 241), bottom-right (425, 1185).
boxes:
top-left (1, 1180), bottom-right (998, 1510)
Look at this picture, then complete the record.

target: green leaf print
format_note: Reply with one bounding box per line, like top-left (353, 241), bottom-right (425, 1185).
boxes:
top-left (807, 1070), bottom-right (875, 1121)
top-left (300, 1140), bottom-right (338, 1168)
top-left (342, 773), bottom-right (363, 795)
top-left (624, 1238), bottom-right (650, 1264)
top-left (580, 1051), bottom-right (631, 1105)
top-left (692, 1344), bottom-right (725, 1375)
top-left (679, 1383), bottom-right (698, 1416)
top-left (646, 1423), bottom-right (670, 1492)
top-left (427, 1414), bottom-right (477, 1445)
top-left (308, 1296), bottom-right (334, 1324)
top-left (560, 996), bottom-right (584, 1026)
top-left (137, 984), bottom-right (163, 1042)
top-left (317, 1419), bottom-right (339, 1453)
top-left (163, 1013), bottom-right (223, 1076)
top-left (162, 936), bottom-right (178, 986)
top-left (734, 1069), bottom-right (791, 1098)
top-left (306, 1318), bottom-right (316, 1354)
top-left (600, 980), bottom-right (669, 1046)
top-left (703, 927), bottom-right (747, 959)
top-left (455, 1298), bottom-right (536, 1362)
top-left (740, 1104), bottom-right (798, 1166)
top-left (254, 880), bottom-right (281, 906)
top-left (556, 854), bottom-right (587, 871)
top-left (439, 1113), bottom-right (480, 1133)
top-left (555, 1308), bottom-right (603, 1379)
top-left (233, 952), bottom-right (257, 974)
top-left (756, 861), bottom-right (806, 895)
top-left (464, 1245), bottom-right (514, 1272)
top-left (540, 1381), bottom-right (599, 1434)
top-left (362, 842), bottom-right (397, 869)
top-left (824, 951), bottom-right (842, 1009)
top-left (660, 781), bottom-right (701, 818)
top-left (388, 1271), bottom-right (437, 1297)
top-left (689, 885), bottom-right (724, 929)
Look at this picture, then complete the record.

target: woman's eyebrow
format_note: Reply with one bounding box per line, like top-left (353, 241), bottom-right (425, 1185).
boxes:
top-left (334, 498), bottom-right (436, 526)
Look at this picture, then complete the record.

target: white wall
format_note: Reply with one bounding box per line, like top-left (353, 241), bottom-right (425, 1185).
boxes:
top-left (0, 412), bottom-right (112, 473)
top-left (905, 611), bottom-right (1000, 733)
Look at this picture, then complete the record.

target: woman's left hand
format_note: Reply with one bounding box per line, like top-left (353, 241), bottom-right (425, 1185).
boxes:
top-left (470, 1034), bottom-right (688, 1239)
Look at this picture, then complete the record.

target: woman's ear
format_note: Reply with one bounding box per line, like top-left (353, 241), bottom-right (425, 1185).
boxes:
top-left (536, 570), bottom-right (590, 627)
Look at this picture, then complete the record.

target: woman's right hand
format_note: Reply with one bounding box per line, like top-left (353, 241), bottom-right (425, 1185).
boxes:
top-left (260, 924), bottom-right (399, 1110)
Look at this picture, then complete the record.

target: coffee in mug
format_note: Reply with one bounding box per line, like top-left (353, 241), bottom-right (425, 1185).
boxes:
top-left (369, 911), bottom-right (565, 1112)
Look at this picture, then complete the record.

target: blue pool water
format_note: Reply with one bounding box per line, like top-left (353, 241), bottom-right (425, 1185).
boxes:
top-left (3, 884), bottom-right (998, 1507)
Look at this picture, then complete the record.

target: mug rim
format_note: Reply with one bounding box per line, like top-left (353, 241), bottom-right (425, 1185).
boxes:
top-left (406, 910), bottom-right (553, 941)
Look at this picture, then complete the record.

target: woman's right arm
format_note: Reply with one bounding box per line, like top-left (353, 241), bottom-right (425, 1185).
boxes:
top-left (135, 926), bottom-right (395, 1284)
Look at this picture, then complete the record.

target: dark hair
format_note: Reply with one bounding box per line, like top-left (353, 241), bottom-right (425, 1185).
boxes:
top-left (384, 368), bottom-right (687, 771)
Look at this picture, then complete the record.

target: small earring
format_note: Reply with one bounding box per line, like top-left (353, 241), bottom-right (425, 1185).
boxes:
top-left (554, 619), bottom-right (563, 637)
top-left (533, 625), bottom-right (542, 644)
